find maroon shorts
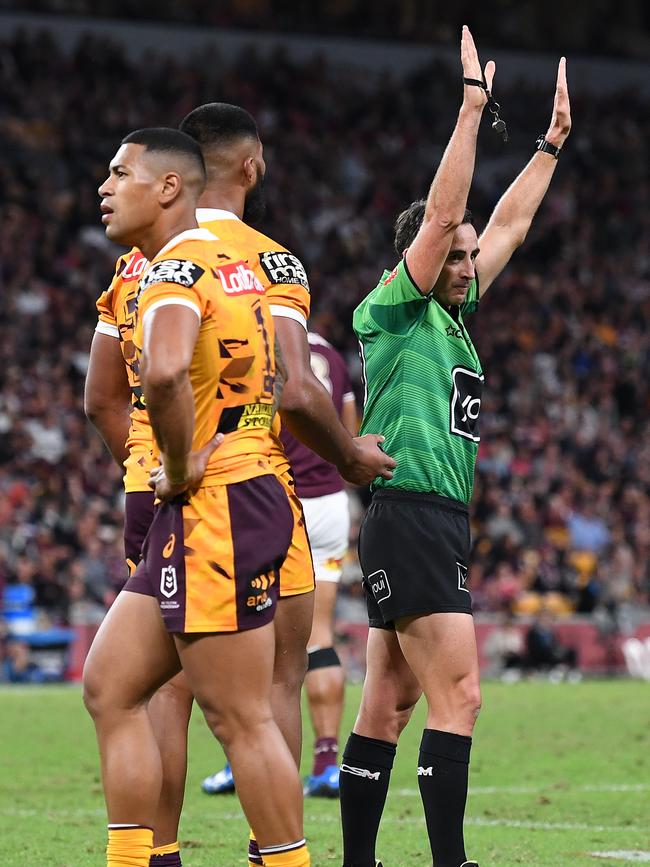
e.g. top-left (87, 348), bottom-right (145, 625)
top-left (123, 490), bottom-right (156, 582)
top-left (124, 474), bottom-right (293, 633)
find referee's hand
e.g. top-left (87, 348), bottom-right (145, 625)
top-left (341, 434), bottom-right (397, 486)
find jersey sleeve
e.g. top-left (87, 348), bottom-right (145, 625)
top-left (95, 252), bottom-right (131, 338)
top-left (353, 258), bottom-right (426, 338)
top-left (257, 250), bottom-right (310, 329)
top-left (137, 258), bottom-right (210, 325)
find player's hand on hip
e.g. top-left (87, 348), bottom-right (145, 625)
top-left (149, 433), bottom-right (224, 501)
top-left (545, 57), bottom-right (571, 147)
top-left (461, 25), bottom-right (495, 110)
top-left (340, 434), bottom-right (397, 486)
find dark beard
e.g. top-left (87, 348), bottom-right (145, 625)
top-left (242, 175), bottom-right (266, 228)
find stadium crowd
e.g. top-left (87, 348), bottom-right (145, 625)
top-left (6, 0), bottom-right (650, 59)
top-left (0, 28), bottom-right (649, 669)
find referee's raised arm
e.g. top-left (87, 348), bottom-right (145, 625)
top-left (405, 26), bottom-right (494, 295)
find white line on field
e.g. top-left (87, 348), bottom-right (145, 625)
top-left (393, 783), bottom-right (650, 796)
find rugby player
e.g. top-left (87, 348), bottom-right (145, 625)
top-left (83, 127), bottom-right (309, 867)
top-left (204, 331), bottom-right (357, 800)
top-left (339, 33), bottom-right (571, 867)
top-left (85, 104), bottom-right (395, 867)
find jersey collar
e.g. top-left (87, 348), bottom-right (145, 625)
top-left (156, 227), bottom-right (218, 257)
top-left (195, 207), bottom-right (239, 223)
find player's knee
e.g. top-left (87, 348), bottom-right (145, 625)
top-left (273, 639), bottom-right (308, 690)
top-left (395, 696), bottom-right (418, 738)
top-left (201, 699), bottom-right (272, 750)
top-left (456, 677), bottom-right (482, 728)
top-left (82, 661), bottom-right (117, 720)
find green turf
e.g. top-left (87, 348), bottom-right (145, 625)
top-left (1, 681), bottom-right (649, 866)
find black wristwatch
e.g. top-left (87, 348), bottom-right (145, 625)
top-left (535, 135), bottom-right (561, 159)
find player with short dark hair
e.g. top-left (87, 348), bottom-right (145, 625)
top-left (86, 103), bottom-right (394, 867)
top-left (339, 32), bottom-right (571, 867)
top-left (83, 126), bottom-right (310, 867)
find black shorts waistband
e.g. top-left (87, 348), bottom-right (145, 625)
top-left (371, 488), bottom-right (468, 515)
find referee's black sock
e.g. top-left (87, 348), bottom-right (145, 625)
top-left (418, 728), bottom-right (472, 867)
top-left (340, 732), bottom-right (396, 867)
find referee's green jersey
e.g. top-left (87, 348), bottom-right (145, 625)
top-left (353, 258), bottom-right (483, 503)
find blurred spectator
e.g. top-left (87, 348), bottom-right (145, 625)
top-left (525, 609), bottom-right (580, 680)
top-left (483, 610), bottom-right (526, 679)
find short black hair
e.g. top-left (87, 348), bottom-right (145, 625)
top-left (178, 103), bottom-right (259, 148)
top-left (121, 127), bottom-right (206, 182)
top-left (394, 200), bottom-right (473, 255)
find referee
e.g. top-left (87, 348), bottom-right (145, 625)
top-left (339, 29), bottom-right (571, 867)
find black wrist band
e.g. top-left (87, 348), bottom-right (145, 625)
top-left (535, 135), bottom-right (561, 158)
top-left (463, 74), bottom-right (508, 142)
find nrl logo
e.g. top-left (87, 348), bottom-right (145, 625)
top-left (160, 565), bottom-right (178, 598)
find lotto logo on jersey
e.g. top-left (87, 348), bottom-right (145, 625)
top-left (121, 252), bottom-right (148, 282)
top-left (216, 261), bottom-right (265, 295)
top-left (259, 251), bottom-right (310, 291)
top-left (450, 366), bottom-right (484, 442)
top-left (139, 259), bottom-right (205, 291)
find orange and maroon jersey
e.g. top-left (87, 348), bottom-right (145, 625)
top-left (94, 210), bottom-right (310, 491)
top-left (133, 228), bottom-right (278, 488)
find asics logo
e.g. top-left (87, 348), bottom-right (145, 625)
top-left (340, 764), bottom-right (380, 781)
top-left (162, 533), bottom-right (176, 558)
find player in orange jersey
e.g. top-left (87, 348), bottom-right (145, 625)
top-left (83, 127), bottom-right (310, 867)
top-left (86, 104), bottom-right (395, 867)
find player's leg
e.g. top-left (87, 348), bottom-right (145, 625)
top-left (147, 672), bottom-right (193, 861)
top-left (124, 490), bottom-right (192, 866)
top-left (340, 625), bottom-right (421, 867)
top-left (303, 490), bottom-right (349, 797)
top-left (272, 590), bottom-right (314, 766)
top-left (396, 611), bottom-right (481, 867)
top-left (177, 624), bottom-right (309, 865)
top-left (190, 475), bottom-right (308, 866)
top-left (304, 580), bottom-right (344, 795)
top-left (83, 588), bottom-right (181, 867)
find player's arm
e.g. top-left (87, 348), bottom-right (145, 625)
top-left (276, 317), bottom-right (395, 485)
top-left (405, 26), bottom-right (494, 293)
top-left (84, 331), bottom-right (131, 469)
top-left (140, 303), bottom-right (198, 488)
top-left (475, 58), bottom-right (571, 296)
top-left (341, 394), bottom-right (359, 436)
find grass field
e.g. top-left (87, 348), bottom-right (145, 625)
top-left (1, 680), bottom-right (649, 866)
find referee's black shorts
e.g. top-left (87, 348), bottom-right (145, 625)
top-left (358, 488), bottom-right (473, 629)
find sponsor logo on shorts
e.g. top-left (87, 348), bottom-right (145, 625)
top-left (160, 565), bottom-right (178, 598)
top-left (247, 572), bottom-right (276, 612)
top-left (457, 561), bottom-right (469, 593)
top-left (259, 251), bottom-right (309, 291)
top-left (162, 533), bottom-right (176, 558)
top-left (368, 569), bottom-right (391, 603)
top-left (216, 261), bottom-right (265, 295)
top-left (139, 259), bottom-right (205, 292)
top-left (449, 366), bottom-right (484, 442)
top-left (340, 764), bottom-right (380, 780)
top-left (417, 766), bottom-right (434, 776)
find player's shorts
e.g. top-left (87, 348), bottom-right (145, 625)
top-left (301, 490), bottom-right (349, 583)
top-left (124, 474), bottom-right (293, 633)
top-left (274, 463), bottom-right (315, 597)
top-left (123, 490), bottom-right (156, 581)
top-left (358, 489), bottom-right (473, 629)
